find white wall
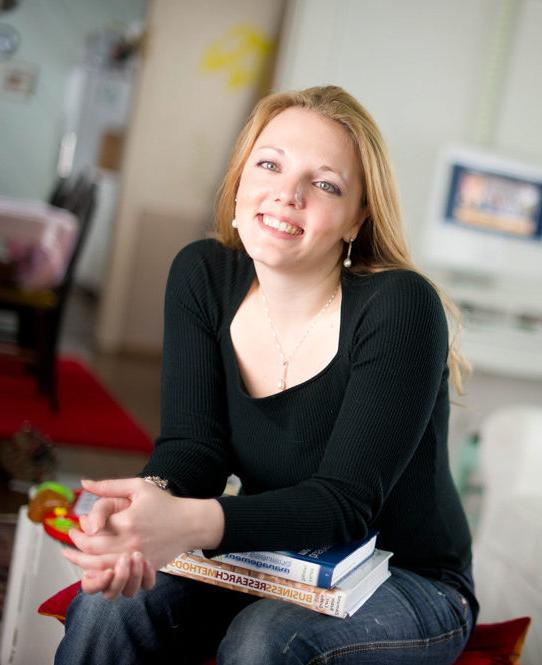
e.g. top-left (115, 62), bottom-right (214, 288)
top-left (496, 1), bottom-right (542, 157)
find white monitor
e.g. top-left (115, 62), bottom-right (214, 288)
top-left (423, 144), bottom-right (542, 282)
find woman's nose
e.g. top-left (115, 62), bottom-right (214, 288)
top-left (274, 179), bottom-right (305, 208)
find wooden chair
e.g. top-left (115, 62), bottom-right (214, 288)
top-left (0, 175), bottom-right (96, 411)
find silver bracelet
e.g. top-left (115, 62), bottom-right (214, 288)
top-left (143, 475), bottom-right (169, 490)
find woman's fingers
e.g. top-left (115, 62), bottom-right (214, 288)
top-left (81, 568), bottom-right (114, 595)
top-left (102, 553), bottom-right (131, 600)
top-left (70, 526), bottom-right (103, 553)
top-left (142, 559), bottom-right (156, 590)
top-left (69, 527), bottom-right (123, 556)
top-left (84, 554), bottom-right (151, 599)
top-left (80, 497), bottom-right (131, 535)
top-left (65, 548), bottom-right (155, 598)
top-left (121, 552), bottom-right (144, 598)
top-left (78, 513), bottom-right (92, 535)
top-left (62, 546), bottom-right (119, 571)
top-left (81, 478), bottom-right (142, 500)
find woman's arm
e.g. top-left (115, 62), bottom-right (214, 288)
top-left (140, 241), bottom-right (234, 497)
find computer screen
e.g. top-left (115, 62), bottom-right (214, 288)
top-left (423, 145), bottom-right (542, 281)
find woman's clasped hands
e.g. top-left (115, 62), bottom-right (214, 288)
top-left (62, 478), bottom-right (224, 600)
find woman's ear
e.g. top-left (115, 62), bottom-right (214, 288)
top-left (359, 205), bottom-right (369, 225)
top-left (344, 209), bottom-right (368, 243)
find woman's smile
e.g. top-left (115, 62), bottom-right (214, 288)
top-left (258, 213), bottom-right (304, 237)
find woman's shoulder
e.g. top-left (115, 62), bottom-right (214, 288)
top-left (166, 239), bottom-right (253, 320)
top-left (169, 238), bottom-right (250, 283)
top-left (170, 237), bottom-right (237, 270)
top-left (347, 268), bottom-right (443, 310)
top-left (345, 268), bottom-right (448, 360)
top-left (345, 268), bottom-right (447, 341)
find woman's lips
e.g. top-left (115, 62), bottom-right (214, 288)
top-left (257, 213), bottom-right (303, 237)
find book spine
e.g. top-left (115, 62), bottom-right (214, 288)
top-left (163, 552), bottom-right (347, 618)
top-left (213, 551), bottom-right (325, 587)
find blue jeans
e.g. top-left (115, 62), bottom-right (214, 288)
top-left (55, 567), bottom-right (473, 665)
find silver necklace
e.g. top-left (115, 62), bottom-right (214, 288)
top-left (260, 284), bottom-right (340, 391)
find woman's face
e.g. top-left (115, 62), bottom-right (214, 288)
top-left (235, 107), bottom-right (364, 274)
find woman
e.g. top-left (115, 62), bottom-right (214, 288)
top-left (56, 85), bottom-right (477, 665)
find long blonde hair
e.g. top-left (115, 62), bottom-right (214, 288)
top-left (215, 85), bottom-right (470, 394)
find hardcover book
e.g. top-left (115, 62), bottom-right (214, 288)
top-left (208, 531), bottom-right (377, 589)
top-left (162, 548), bottom-right (392, 618)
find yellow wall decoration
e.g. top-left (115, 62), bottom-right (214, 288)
top-left (201, 24), bottom-right (274, 91)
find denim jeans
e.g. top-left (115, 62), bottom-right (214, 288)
top-left (55, 567), bottom-right (473, 665)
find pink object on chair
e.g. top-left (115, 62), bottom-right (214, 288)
top-left (0, 197), bottom-right (78, 289)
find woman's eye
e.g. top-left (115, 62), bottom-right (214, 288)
top-left (315, 181), bottom-right (341, 195)
top-left (257, 160), bottom-right (278, 171)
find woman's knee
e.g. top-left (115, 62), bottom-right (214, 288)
top-left (65, 590), bottom-right (128, 634)
top-left (65, 584), bottom-right (159, 636)
top-left (217, 598), bottom-right (401, 664)
top-left (217, 599), bottom-right (323, 665)
top-left (57, 575), bottom-right (192, 664)
top-left (56, 592), bottom-right (145, 665)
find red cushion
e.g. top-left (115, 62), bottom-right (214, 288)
top-left (37, 581), bottom-right (81, 623)
top-left (455, 656), bottom-right (496, 665)
top-left (455, 617), bottom-right (531, 665)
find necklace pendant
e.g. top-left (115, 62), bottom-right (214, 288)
top-left (261, 283), bottom-right (340, 396)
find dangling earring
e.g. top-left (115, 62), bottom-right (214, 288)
top-left (343, 238), bottom-right (354, 268)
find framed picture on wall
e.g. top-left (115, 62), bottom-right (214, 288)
top-left (0, 60), bottom-right (37, 101)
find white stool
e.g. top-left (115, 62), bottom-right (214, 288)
top-left (0, 507), bottom-right (79, 665)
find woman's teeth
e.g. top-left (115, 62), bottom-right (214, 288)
top-left (261, 214), bottom-right (303, 236)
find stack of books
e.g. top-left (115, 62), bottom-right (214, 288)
top-left (162, 532), bottom-right (392, 618)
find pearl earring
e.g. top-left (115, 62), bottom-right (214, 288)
top-left (343, 238), bottom-right (354, 268)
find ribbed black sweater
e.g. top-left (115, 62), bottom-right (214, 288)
top-left (142, 239), bottom-right (476, 609)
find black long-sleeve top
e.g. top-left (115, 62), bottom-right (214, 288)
top-left (141, 239), bottom-right (477, 614)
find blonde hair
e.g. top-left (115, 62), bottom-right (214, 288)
top-left (215, 85), bottom-right (470, 394)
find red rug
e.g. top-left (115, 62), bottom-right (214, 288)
top-left (0, 356), bottom-right (153, 454)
